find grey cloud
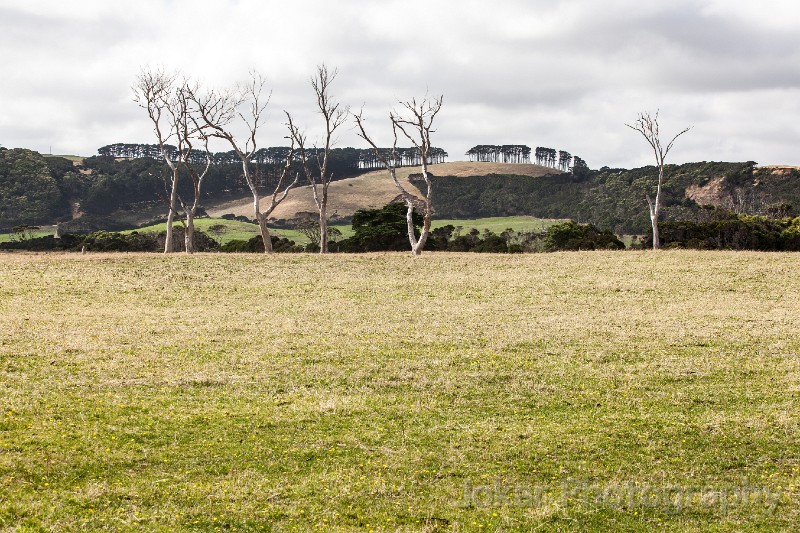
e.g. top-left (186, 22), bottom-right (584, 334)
top-left (1, 0), bottom-right (800, 166)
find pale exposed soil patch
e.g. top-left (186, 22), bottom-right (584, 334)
top-left (206, 161), bottom-right (559, 220)
top-left (759, 165), bottom-right (800, 176)
top-left (685, 176), bottom-right (727, 207)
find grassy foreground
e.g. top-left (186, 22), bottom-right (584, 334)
top-left (0, 251), bottom-right (798, 531)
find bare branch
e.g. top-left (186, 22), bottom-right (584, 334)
top-left (626, 110), bottom-right (691, 250)
top-left (185, 71), bottom-right (291, 253)
top-left (353, 93), bottom-right (443, 256)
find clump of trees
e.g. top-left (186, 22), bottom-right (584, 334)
top-left (464, 145), bottom-right (582, 173)
top-left (533, 147), bottom-right (579, 172)
top-left (219, 235), bottom-right (303, 253)
top-left (339, 203), bottom-right (422, 252)
top-left (466, 145), bottom-right (531, 163)
top-left (542, 221), bottom-right (625, 251)
top-left (357, 147), bottom-right (447, 169)
top-left (0, 148), bottom-right (67, 228)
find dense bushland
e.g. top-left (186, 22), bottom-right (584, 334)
top-left (0, 228), bottom-right (219, 252)
top-left (339, 203), bottom-right (624, 253)
top-left (653, 207), bottom-right (800, 251)
top-left (0, 148), bottom-right (67, 227)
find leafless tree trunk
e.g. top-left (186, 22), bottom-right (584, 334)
top-left (176, 86), bottom-right (215, 254)
top-left (133, 68), bottom-right (182, 253)
top-left (626, 111), bottom-right (690, 250)
top-left (288, 65), bottom-right (349, 254)
top-left (187, 72), bottom-right (298, 253)
top-left (353, 94), bottom-right (443, 256)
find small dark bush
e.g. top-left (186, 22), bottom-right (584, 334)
top-left (544, 221), bottom-right (625, 251)
top-left (339, 203), bottom-right (421, 252)
top-left (220, 234), bottom-right (303, 253)
top-left (471, 234), bottom-right (509, 253)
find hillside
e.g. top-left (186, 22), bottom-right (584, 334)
top-left (206, 162), bottom-right (560, 221)
top-left (420, 162), bottom-right (800, 234)
top-left (5, 146), bottom-right (800, 236)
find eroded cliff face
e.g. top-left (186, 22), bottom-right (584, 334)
top-left (685, 175), bottom-right (728, 207)
top-left (682, 166), bottom-right (800, 214)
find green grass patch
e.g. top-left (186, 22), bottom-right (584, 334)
top-left (123, 218), bottom-right (352, 246)
top-left (0, 228), bottom-right (54, 243)
top-left (120, 218), bottom-right (263, 245)
top-left (51, 154), bottom-right (85, 163)
top-left (116, 216), bottom-right (561, 246)
top-left (0, 251), bottom-right (798, 530)
top-left (431, 215), bottom-right (565, 234)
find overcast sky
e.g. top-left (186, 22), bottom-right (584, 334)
top-left (1, 0), bottom-right (799, 168)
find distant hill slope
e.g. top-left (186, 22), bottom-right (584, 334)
top-left (205, 162), bottom-right (560, 221)
top-left (7, 146), bottom-right (800, 235)
top-left (423, 161), bottom-right (800, 234)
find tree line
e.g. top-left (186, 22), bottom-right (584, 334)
top-left (534, 147), bottom-right (576, 172)
top-left (466, 145), bottom-right (532, 164)
top-left (97, 143), bottom-right (447, 171)
top-left (357, 146), bottom-right (447, 169)
top-left (464, 145), bottom-right (585, 174)
top-left (1, 201), bottom-right (625, 254)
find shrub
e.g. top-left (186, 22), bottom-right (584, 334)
top-left (544, 221), bottom-right (625, 251)
top-left (339, 203), bottom-right (421, 252)
top-left (656, 209), bottom-right (800, 251)
top-left (220, 235), bottom-right (303, 253)
top-left (471, 233), bottom-right (510, 253)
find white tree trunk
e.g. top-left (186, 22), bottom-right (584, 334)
top-left (258, 215), bottom-right (273, 254)
top-left (319, 203), bottom-right (328, 254)
top-left (405, 203), bottom-right (419, 256)
top-left (649, 207), bottom-right (660, 250)
top-left (185, 210), bottom-right (195, 254)
top-left (164, 172), bottom-right (179, 254)
top-left (417, 210), bottom-right (432, 254)
top-left (164, 209), bottom-right (175, 253)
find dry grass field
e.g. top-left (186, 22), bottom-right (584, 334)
top-left (206, 162), bottom-right (559, 221)
top-left (0, 251), bottom-right (798, 531)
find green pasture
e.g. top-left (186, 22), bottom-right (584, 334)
top-left (0, 251), bottom-right (798, 530)
top-left (0, 228), bottom-right (53, 243)
top-left (119, 215), bottom-right (565, 246)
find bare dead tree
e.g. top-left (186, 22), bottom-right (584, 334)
top-left (133, 68), bottom-right (182, 253)
top-left (626, 110), bottom-right (690, 250)
top-left (175, 83), bottom-right (218, 254)
top-left (287, 65), bottom-right (349, 253)
top-left (187, 72), bottom-right (298, 253)
top-left (353, 94), bottom-right (443, 256)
